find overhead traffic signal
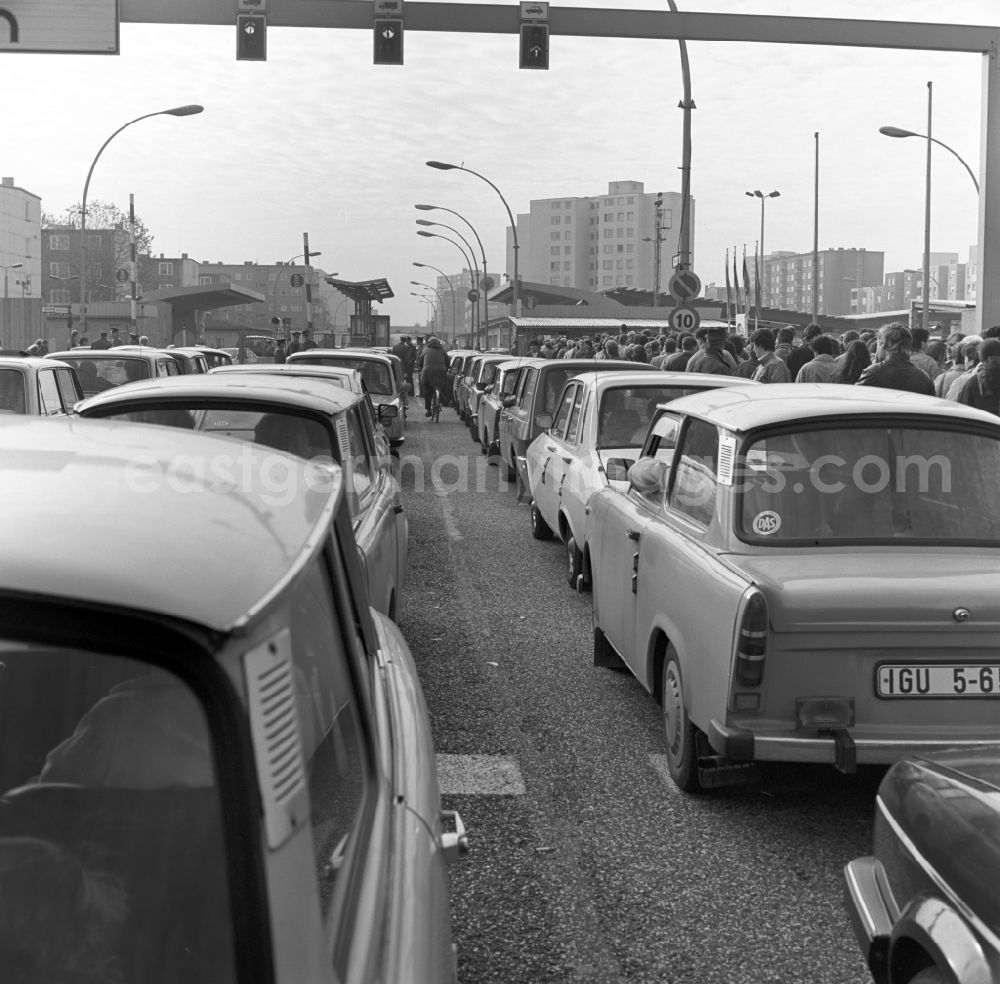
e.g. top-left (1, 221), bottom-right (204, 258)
top-left (373, 18), bottom-right (404, 65)
top-left (236, 14), bottom-right (266, 61)
top-left (519, 23), bottom-right (549, 70)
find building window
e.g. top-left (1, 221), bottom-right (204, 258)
top-left (617, 229), bottom-right (624, 238)
top-left (627, 196), bottom-right (635, 204)
top-left (626, 259), bottom-right (634, 269)
top-left (617, 212), bottom-right (624, 222)
top-left (551, 262), bottom-right (560, 271)
top-left (564, 231), bottom-right (572, 240)
top-left (627, 212), bottom-right (635, 221)
top-left (49, 289), bottom-right (70, 303)
top-left (626, 228), bottom-right (634, 237)
top-left (564, 201), bottom-right (572, 208)
top-left (563, 262), bottom-right (571, 271)
top-left (49, 262), bottom-right (70, 279)
top-left (603, 229), bottom-right (612, 239)
top-left (551, 246), bottom-right (561, 255)
top-left (603, 276), bottom-right (613, 285)
top-left (49, 234), bottom-right (70, 251)
top-left (551, 232), bottom-right (561, 241)
top-left (199, 276), bottom-right (212, 285)
top-left (552, 201), bottom-right (561, 209)
top-left (550, 277), bottom-right (561, 285)
top-left (564, 246), bottom-right (572, 255)
top-left (159, 262), bottom-right (174, 275)
top-left (626, 276), bottom-right (634, 285)
top-left (551, 216), bottom-right (561, 225)
top-left (603, 260), bottom-right (613, 270)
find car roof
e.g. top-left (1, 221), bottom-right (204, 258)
top-left (75, 371), bottom-right (362, 416)
top-left (0, 357), bottom-right (73, 370)
top-left (0, 416), bottom-right (340, 633)
top-left (661, 382), bottom-right (1000, 432)
top-left (210, 363), bottom-right (361, 379)
top-left (568, 370), bottom-right (754, 392)
top-left (533, 359), bottom-right (659, 372)
top-left (289, 348), bottom-right (391, 365)
top-left (47, 348), bottom-right (163, 363)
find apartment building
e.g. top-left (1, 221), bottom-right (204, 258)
top-left (1, 176), bottom-right (42, 348)
top-left (766, 247), bottom-right (884, 316)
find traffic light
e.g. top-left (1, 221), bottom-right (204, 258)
top-left (236, 14), bottom-right (266, 61)
top-left (519, 23), bottom-right (549, 70)
top-left (373, 18), bottom-right (403, 65)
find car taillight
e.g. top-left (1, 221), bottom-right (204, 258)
top-left (736, 591), bottom-right (767, 687)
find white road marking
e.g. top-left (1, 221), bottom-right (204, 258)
top-left (437, 754), bottom-right (526, 795)
top-left (435, 489), bottom-right (464, 540)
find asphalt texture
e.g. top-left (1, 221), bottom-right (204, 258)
top-left (397, 403), bottom-right (879, 984)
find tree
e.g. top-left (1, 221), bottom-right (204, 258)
top-left (42, 201), bottom-right (154, 302)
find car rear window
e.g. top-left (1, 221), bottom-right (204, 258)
top-left (61, 357), bottom-right (151, 395)
top-left (0, 368), bottom-right (26, 414)
top-left (597, 385), bottom-right (713, 449)
top-left (738, 423), bottom-right (1000, 544)
top-left (294, 357), bottom-right (391, 395)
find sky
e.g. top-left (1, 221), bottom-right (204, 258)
top-left (1, 0), bottom-right (995, 326)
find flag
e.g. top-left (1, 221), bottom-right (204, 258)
top-left (732, 248), bottom-right (741, 314)
top-left (754, 243), bottom-right (762, 313)
top-left (743, 251), bottom-right (752, 314)
top-left (724, 248), bottom-right (732, 321)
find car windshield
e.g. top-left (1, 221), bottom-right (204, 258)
top-left (294, 357), bottom-right (391, 395)
top-left (737, 423), bottom-right (1000, 544)
top-left (0, 369), bottom-right (26, 414)
top-left (60, 357), bottom-right (151, 396)
top-left (93, 405), bottom-right (335, 461)
top-left (597, 385), bottom-right (715, 449)
top-left (0, 643), bottom-right (235, 982)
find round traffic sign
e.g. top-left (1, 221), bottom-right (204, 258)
top-left (480, 275), bottom-right (495, 292)
top-left (667, 268), bottom-right (702, 302)
top-left (668, 304), bottom-right (700, 333)
top-left (468, 288), bottom-right (480, 302)
top-left (116, 267), bottom-right (129, 284)
top-left (289, 273), bottom-right (305, 288)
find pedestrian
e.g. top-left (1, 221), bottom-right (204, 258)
top-left (909, 327), bottom-right (943, 381)
top-left (299, 329), bottom-right (317, 351)
top-left (687, 326), bottom-right (737, 375)
top-left (663, 334), bottom-right (697, 371)
top-left (786, 324), bottom-right (823, 379)
top-left (273, 339), bottom-right (287, 364)
top-left (949, 338), bottom-right (1000, 414)
top-left (91, 330), bottom-right (112, 350)
top-left (833, 340), bottom-right (872, 384)
top-left (288, 331), bottom-right (301, 354)
top-left (66, 328), bottom-right (79, 350)
top-left (773, 326), bottom-right (795, 363)
top-left (750, 328), bottom-right (792, 383)
top-left (855, 322), bottom-right (935, 394)
top-left (418, 336), bottom-right (450, 416)
top-left (795, 334), bottom-right (841, 383)
top-left (940, 337), bottom-right (982, 399)
top-left (110, 327), bottom-right (124, 348)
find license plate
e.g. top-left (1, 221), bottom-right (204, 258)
top-left (877, 663), bottom-right (1000, 698)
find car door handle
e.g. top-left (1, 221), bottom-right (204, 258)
top-left (626, 529), bottom-right (641, 541)
top-left (394, 504), bottom-right (404, 514)
top-left (561, 456), bottom-right (572, 465)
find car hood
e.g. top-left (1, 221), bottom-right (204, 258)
top-left (724, 550), bottom-right (1000, 632)
top-left (878, 750), bottom-right (1000, 930)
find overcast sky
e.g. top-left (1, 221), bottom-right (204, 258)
top-left (2, 0), bottom-right (994, 325)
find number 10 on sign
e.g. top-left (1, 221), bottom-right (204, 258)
top-left (669, 305), bottom-right (700, 332)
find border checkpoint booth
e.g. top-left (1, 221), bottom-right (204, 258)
top-left (325, 277), bottom-right (393, 348)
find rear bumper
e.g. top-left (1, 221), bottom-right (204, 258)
top-left (843, 857), bottom-right (893, 984)
top-left (707, 719), bottom-right (1000, 765)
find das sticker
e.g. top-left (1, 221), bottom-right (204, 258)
top-left (752, 511), bottom-right (781, 536)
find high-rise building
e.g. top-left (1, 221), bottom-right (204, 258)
top-left (509, 181), bottom-right (690, 293)
top-left (765, 248), bottom-right (884, 316)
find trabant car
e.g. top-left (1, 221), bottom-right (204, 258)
top-left (477, 358), bottom-right (542, 458)
top-left (195, 346), bottom-right (235, 369)
top-left (47, 347), bottom-right (180, 397)
top-left (288, 349), bottom-right (406, 450)
top-left (453, 352), bottom-right (485, 423)
top-left (0, 356), bottom-right (83, 415)
top-left (165, 347), bottom-right (211, 374)
top-left (209, 363), bottom-right (392, 472)
top-left (465, 354), bottom-right (513, 442)
top-left (445, 350), bottom-right (475, 410)
top-left (845, 748), bottom-right (1000, 984)
top-left (587, 384), bottom-right (1000, 792)
top-left (0, 416), bottom-right (465, 984)
top-left (525, 371), bottom-right (753, 587)
top-left (497, 359), bottom-right (657, 490)
top-left (77, 374), bottom-right (407, 620)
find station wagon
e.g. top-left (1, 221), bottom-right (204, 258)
top-left (0, 356), bottom-right (83, 415)
top-left (47, 347), bottom-right (180, 396)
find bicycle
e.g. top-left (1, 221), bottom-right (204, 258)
top-left (430, 385), bottom-right (442, 423)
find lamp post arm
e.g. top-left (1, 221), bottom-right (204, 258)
top-left (928, 135), bottom-right (980, 193)
top-left (423, 263), bottom-right (457, 334)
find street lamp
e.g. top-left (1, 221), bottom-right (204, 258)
top-left (745, 190), bottom-right (780, 307)
top-left (426, 161), bottom-right (520, 319)
top-left (79, 104), bottom-right (204, 339)
top-left (417, 229), bottom-right (479, 343)
top-left (409, 291), bottom-right (436, 330)
top-left (416, 219), bottom-right (481, 342)
top-left (2, 262), bottom-right (23, 346)
top-left (412, 263), bottom-right (457, 339)
top-left (410, 280), bottom-right (449, 341)
top-left (415, 204), bottom-right (490, 344)
top-left (879, 125), bottom-right (979, 193)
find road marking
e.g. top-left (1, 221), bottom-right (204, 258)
top-left (435, 489), bottom-right (464, 540)
top-left (437, 754), bottom-right (526, 795)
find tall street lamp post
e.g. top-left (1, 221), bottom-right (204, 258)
top-left (416, 219), bottom-right (481, 345)
top-left (417, 229), bottom-right (479, 343)
top-left (3, 262), bottom-right (23, 346)
top-left (411, 281), bottom-right (448, 341)
top-left (409, 291), bottom-right (436, 330)
top-left (413, 262), bottom-right (457, 339)
top-left (426, 161), bottom-right (519, 320)
top-left (745, 190), bottom-right (780, 307)
top-left (79, 104), bottom-right (203, 340)
top-left (416, 204), bottom-right (489, 345)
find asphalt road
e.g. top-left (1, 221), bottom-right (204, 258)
top-left (397, 405), bottom-right (880, 984)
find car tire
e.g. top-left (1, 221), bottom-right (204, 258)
top-left (530, 501), bottom-right (553, 540)
top-left (501, 451), bottom-right (517, 481)
top-left (662, 650), bottom-right (703, 793)
top-left (566, 536), bottom-right (584, 589)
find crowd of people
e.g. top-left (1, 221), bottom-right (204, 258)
top-left (512, 321), bottom-right (1000, 412)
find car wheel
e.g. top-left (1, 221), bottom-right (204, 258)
top-left (566, 536), bottom-right (584, 588)
top-left (909, 969), bottom-right (957, 984)
top-left (662, 651), bottom-right (703, 793)
top-left (530, 501), bottom-right (553, 540)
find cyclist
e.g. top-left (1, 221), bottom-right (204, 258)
top-left (418, 336), bottom-right (450, 418)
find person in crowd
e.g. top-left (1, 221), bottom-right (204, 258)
top-left (833, 340), bottom-right (871, 384)
top-left (418, 335), bottom-right (450, 416)
top-left (750, 328), bottom-right (792, 383)
top-left (91, 330), bottom-right (112, 350)
top-left (664, 333), bottom-right (697, 371)
top-left (786, 324), bottom-right (823, 379)
top-left (983, 325), bottom-right (1000, 340)
top-left (856, 322), bottom-right (935, 394)
top-left (273, 338), bottom-right (287, 365)
top-left (941, 336), bottom-right (983, 399)
top-left (288, 331), bottom-right (301, 354)
top-left (944, 331), bottom-right (966, 369)
top-left (110, 327), bottom-right (123, 348)
top-left (949, 338), bottom-right (1000, 414)
top-left (299, 329), bottom-right (317, 351)
top-left (735, 340), bottom-right (760, 379)
top-left (687, 326), bottom-right (736, 375)
top-left (774, 326), bottom-right (795, 363)
top-left (66, 328), bottom-right (80, 350)
top-left (602, 339), bottom-right (620, 361)
top-left (795, 333), bottom-right (841, 383)
top-left (909, 326), bottom-right (943, 382)
top-left (651, 336), bottom-right (677, 369)
top-left (629, 343), bottom-right (650, 364)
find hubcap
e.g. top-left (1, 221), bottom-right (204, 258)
top-left (663, 666), bottom-right (684, 758)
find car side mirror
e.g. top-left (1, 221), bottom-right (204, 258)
top-left (627, 457), bottom-right (668, 496)
top-left (485, 384), bottom-right (494, 393)
top-left (502, 395), bottom-right (517, 408)
top-left (378, 404), bottom-right (399, 420)
top-left (535, 413), bottom-right (553, 430)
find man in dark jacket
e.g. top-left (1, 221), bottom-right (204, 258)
top-left (418, 336), bottom-right (450, 416)
top-left (785, 324), bottom-right (822, 380)
top-left (686, 326), bottom-right (736, 375)
top-left (951, 338), bottom-right (1000, 414)
top-left (856, 322), bottom-right (935, 395)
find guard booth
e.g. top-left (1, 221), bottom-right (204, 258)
top-left (326, 277), bottom-right (393, 347)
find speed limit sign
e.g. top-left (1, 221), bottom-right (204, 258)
top-left (668, 304), bottom-right (700, 333)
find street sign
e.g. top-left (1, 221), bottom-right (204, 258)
top-left (480, 275), bottom-right (495, 292)
top-left (523, 294), bottom-right (537, 310)
top-left (116, 267), bottom-right (129, 284)
top-left (374, 0), bottom-right (403, 13)
top-left (520, 1), bottom-right (549, 19)
top-left (289, 273), bottom-right (304, 287)
top-left (667, 269), bottom-right (702, 302)
top-left (0, 0), bottom-right (118, 54)
top-left (467, 289), bottom-right (479, 302)
top-left (42, 304), bottom-right (71, 315)
top-left (668, 304), bottom-right (700, 333)
top-left (237, 0), bottom-right (265, 10)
